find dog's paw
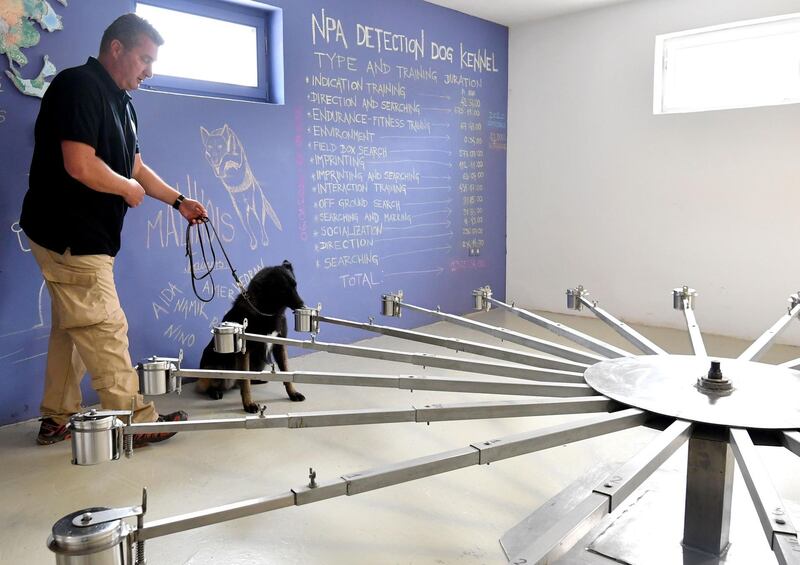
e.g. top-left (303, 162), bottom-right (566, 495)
top-left (244, 402), bottom-right (260, 413)
top-left (209, 390), bottom-right (223, 400)
top-left (288, 391), bottom-right (306, 402)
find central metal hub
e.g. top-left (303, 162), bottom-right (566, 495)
top-left (696, 360), bottom-right (734, 394)
top-left (583, 355), bottom-right (800, 429)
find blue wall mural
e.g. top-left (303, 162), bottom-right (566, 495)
top-left (0, 0), bottom-right (508, 425)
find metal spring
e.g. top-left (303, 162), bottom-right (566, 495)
top-left (124, 434), bottom-right (133, 458)
top-left (135, 539), bottom-right (145, 564)
top-left (135, 487), bottom-right (147, 564)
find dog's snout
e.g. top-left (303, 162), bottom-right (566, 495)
top-left (292, 294), bottom-right (305, 310)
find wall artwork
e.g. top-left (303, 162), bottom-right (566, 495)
top-left (1, 0), bottom-right (67, 97)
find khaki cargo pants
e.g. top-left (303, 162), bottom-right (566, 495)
top-left (30, 240), bottom-right (156, 424)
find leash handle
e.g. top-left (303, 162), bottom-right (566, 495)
top-left (185, 219), bottom-right (216, 303)
top-left (185, 218), bottom-right (278, 317)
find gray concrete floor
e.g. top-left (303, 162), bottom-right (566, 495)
top-left (2, 309), bottom-right (799, 565)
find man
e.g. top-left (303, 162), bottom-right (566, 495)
top-left (19, 14), bottom-right (207, 446)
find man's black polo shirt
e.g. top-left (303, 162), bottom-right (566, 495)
top-left (21, 57), bottom-right (139, 256)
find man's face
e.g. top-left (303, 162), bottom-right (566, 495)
top-left (111, 34), bottom-right (158, 91)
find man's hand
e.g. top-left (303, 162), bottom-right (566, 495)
top-left (178, 198), bottom-right (208, 224)
top-left (61, 141), bottom-right (143, 203)
top-left (132, 155), bottom-right (208, 223)
top-left (123, 178), bottom-right (146, 207)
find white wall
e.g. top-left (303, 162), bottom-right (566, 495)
top-left (507, 0), bottom-right (800, 344)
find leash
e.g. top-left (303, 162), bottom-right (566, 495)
top-left (185, 218), bottom-right (278, 317)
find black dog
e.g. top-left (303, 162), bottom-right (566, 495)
top-left (195, 260), bottom-right (305, 412)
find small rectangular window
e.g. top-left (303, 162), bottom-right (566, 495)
top-left (134, 0), bottom-right (283, 103)
top-left (654, 13), bottom-right (800, 114)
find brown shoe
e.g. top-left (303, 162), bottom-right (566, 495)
top-left (133, 410), bottom-right (188, 447)
top-left (37, 417), bottom-right (71, 445)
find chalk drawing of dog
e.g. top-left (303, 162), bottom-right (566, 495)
top-left (201, 124), bottom-right (282, 249)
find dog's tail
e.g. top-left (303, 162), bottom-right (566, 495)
top-left (259, 186), bottom-right (283, 231)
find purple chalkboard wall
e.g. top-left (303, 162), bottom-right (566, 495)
top-left (0, 0), bottom-right (507, 425)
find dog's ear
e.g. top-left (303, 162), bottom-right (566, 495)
top-left (282, 260), bottom-right (294, 272)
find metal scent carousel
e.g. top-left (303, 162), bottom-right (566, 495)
top-left (47, 286), bottom-right (800, 565)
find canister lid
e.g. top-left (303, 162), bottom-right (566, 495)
top-left (49, 508), bottom-right (125, 554)
top-left (69, 411), bottom-right (118, 432)
top-left (139, 357), bottom-right (173, 371)
top-left (214, 322), bottom-right (243, 334)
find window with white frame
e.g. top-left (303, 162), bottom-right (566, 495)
top-left (654, 13), bottom-right (800, 114)
top-left (134, 0), bottom-right (283, 103)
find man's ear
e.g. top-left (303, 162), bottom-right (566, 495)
top-left (109, 38), bottom-right (125, 59)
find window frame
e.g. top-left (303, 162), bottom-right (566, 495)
top-left (653, 12), bottom-right (800, 114)
top-left (133, 0), bottom-right (280, 103)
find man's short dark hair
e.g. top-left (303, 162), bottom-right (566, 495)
top-left (100, 13), bottom-right (164, 53)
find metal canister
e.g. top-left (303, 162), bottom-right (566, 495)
top-left (473, 287), bottom-right (492, 312)
top-left (672, 288), bottom-right (684, 310)
top-left (136, 357), bottom-right (176, 395)
top-left (69, 412), bottom-right (124, 466)
top-left (294, 307), bottom-right (319, 333)
top-left (673, 287), bottom-right (696, 310)
top-left (566, 287), bottom-right (584, 311)
top-left (381, 293), bottom-right (401, 317)
top-left (212, 321), bottom-right (245, 353)
top-left (48, 508), bottom-right (130, 564)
